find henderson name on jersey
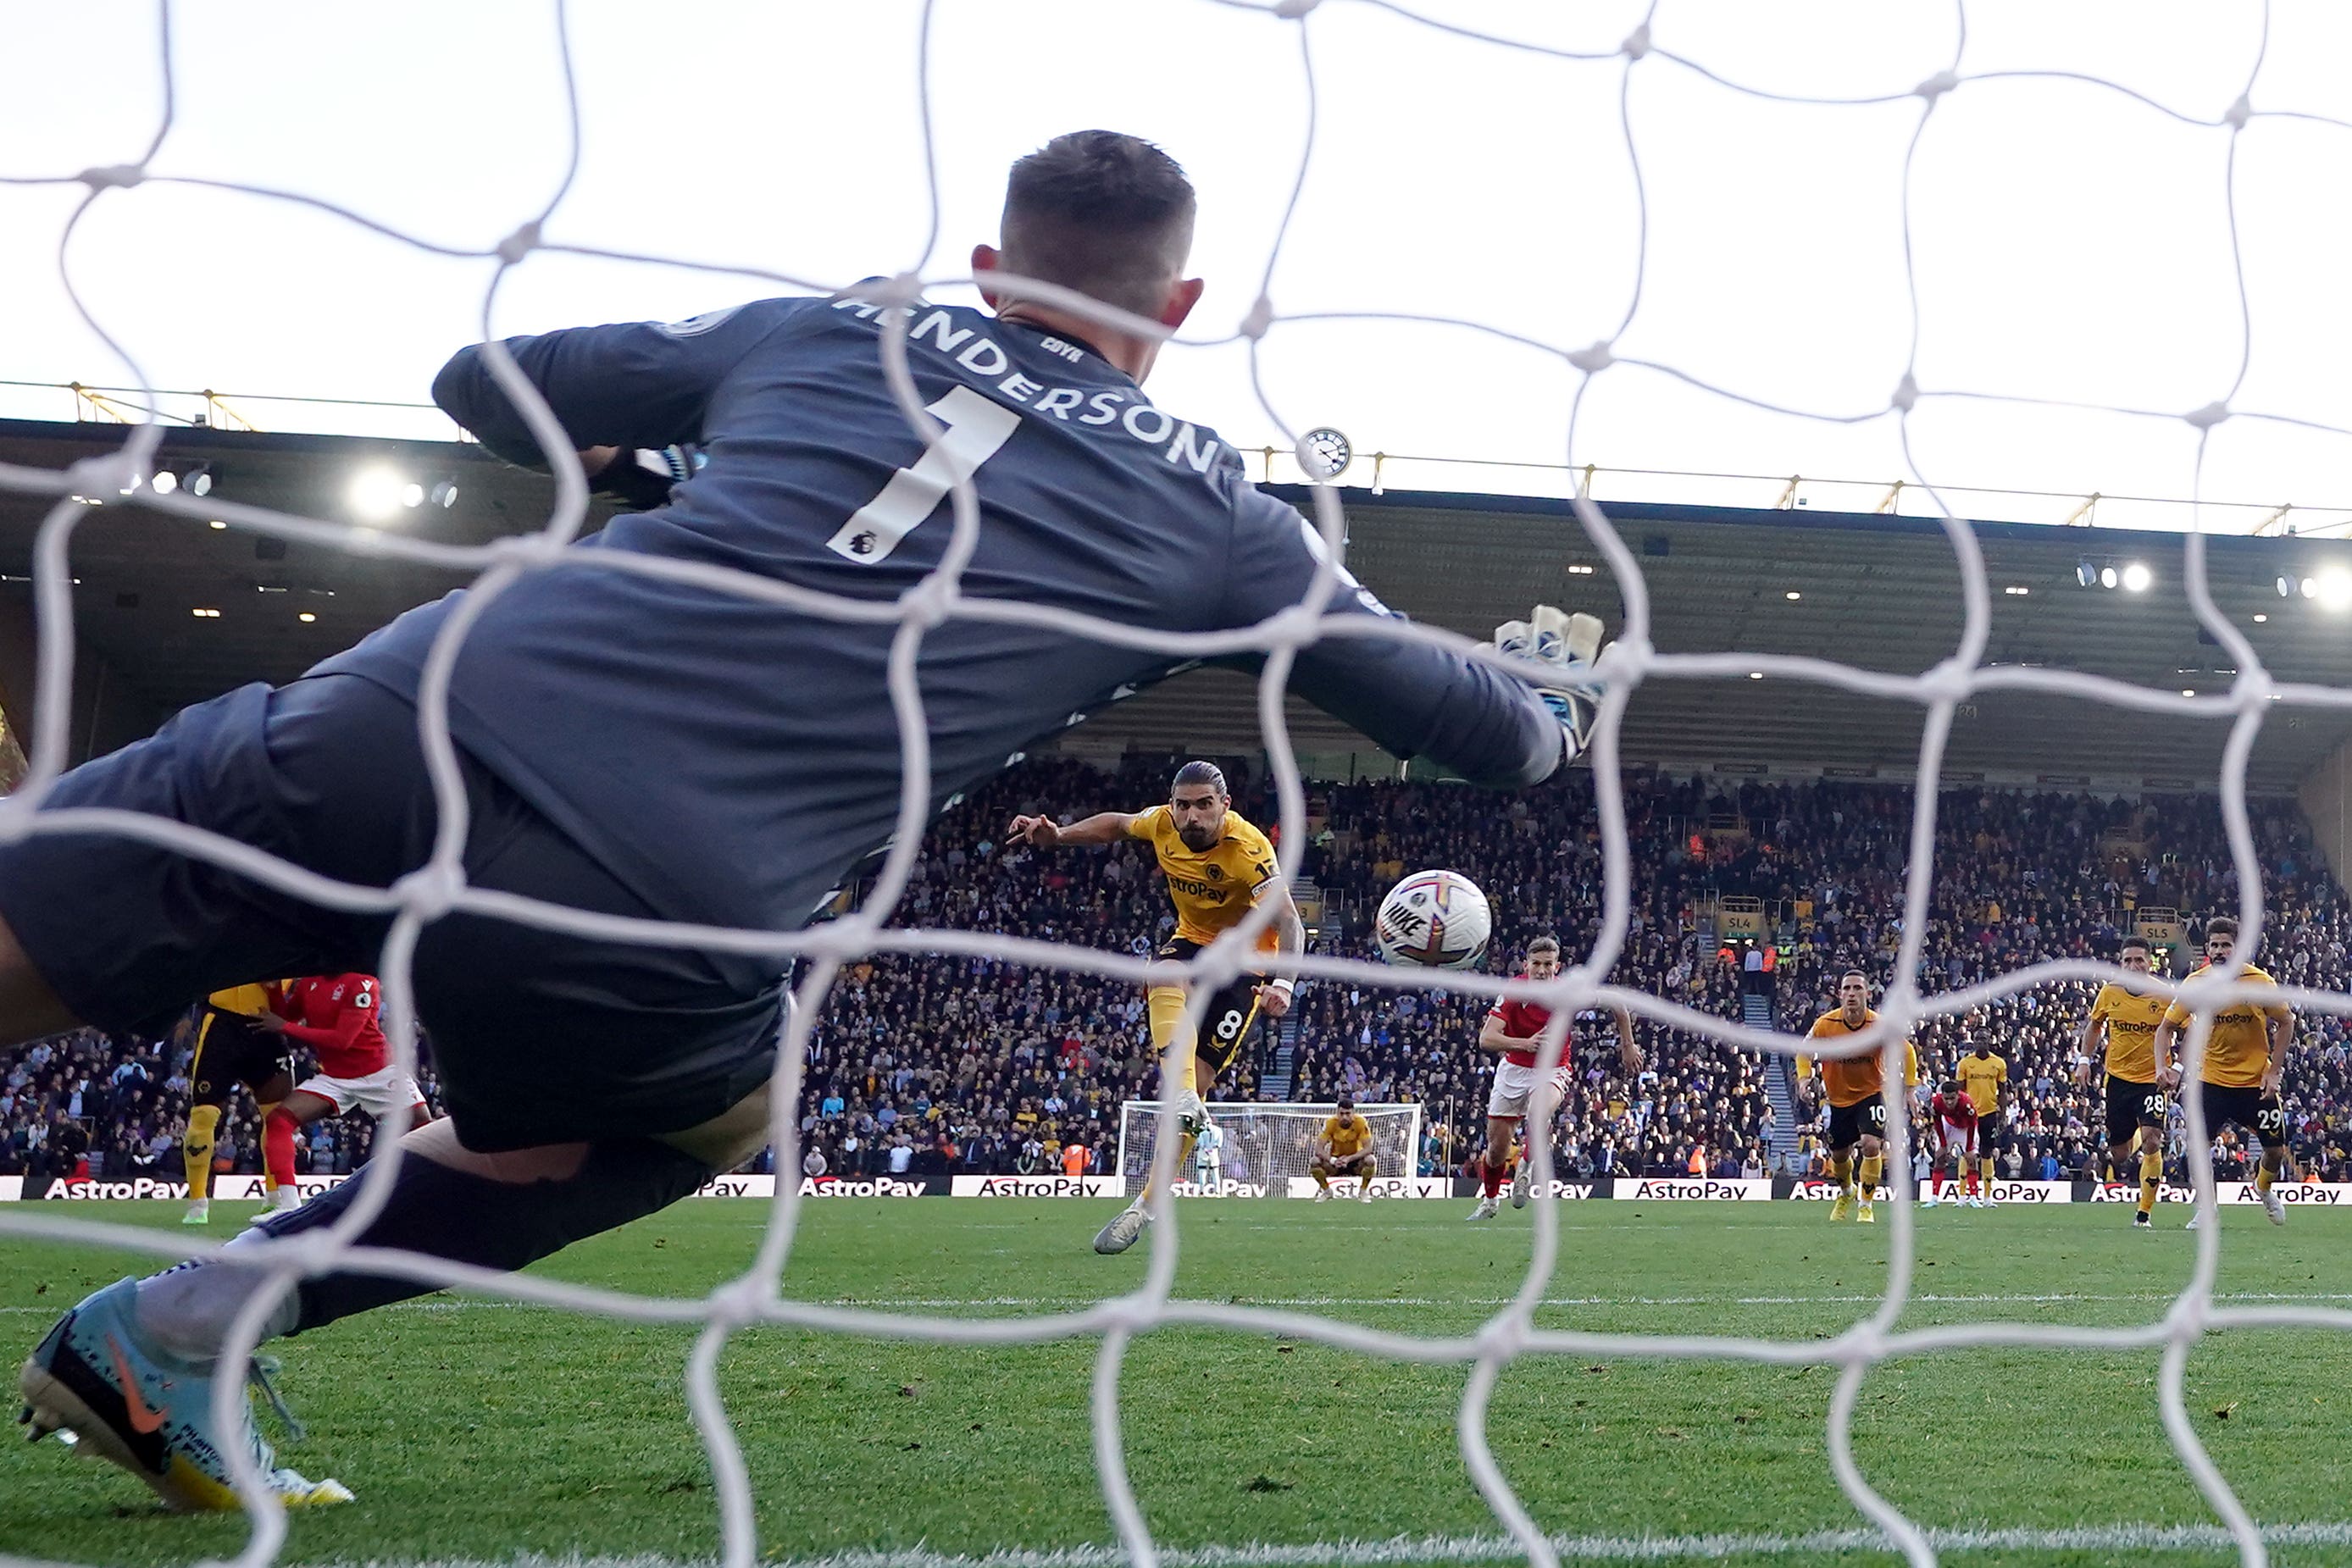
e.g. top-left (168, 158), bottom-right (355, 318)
top-left (325, 295), bottom-right (1563, 947)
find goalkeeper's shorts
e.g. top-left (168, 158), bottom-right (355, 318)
top-left (0, 673), bottom-right (781, 1152)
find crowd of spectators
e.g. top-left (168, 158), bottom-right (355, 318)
top-left (7, 755), bottom-right (2352, 1191)
top-left (0, 1015), bottom-right (421, 1190)
top-left (796, 756), bottom-right (2352, 1187)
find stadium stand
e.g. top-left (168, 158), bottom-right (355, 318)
top-left (6, 758), bottom-right (2350, 1188)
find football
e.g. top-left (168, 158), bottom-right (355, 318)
top-left (1373, 869), bottom-right (1493, 970)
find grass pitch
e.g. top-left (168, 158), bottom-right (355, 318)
top-left (5, 1194), bottom-right (2352, 1567)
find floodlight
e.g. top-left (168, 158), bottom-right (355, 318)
top-left (348, 466), bottom-right (409, 521)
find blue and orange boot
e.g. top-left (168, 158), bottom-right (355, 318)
top-left (16, 1277), bottom-right (351, 1511)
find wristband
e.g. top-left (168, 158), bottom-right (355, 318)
top-left (1267, 977), bottom-right (1295, 998)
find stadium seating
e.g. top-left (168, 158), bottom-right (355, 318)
top-left (6, 759), bottom-right (2349, 1186)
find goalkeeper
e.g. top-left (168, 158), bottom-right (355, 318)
top-left (7, 130), bottom-right (1601, 1510)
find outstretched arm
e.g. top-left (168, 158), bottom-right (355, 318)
top-left (1218, 494), bottom-right (1565, 790)
top-left (431, 303), bottom-right (795, 469)
top-left (1006, 810), bottom-right (1138, 849)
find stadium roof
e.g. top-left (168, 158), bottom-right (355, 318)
top-left (1130, 487), bottom-right (2352, 795)
top-left (1, 418), bottom-right (2347, 794)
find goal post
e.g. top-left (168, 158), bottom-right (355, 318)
top-left (1114, 1100), bottom-right (1423, 1198)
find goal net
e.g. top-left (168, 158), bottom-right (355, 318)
top-left (2, 6), bottom-right (2349, 1568)
top-left (1115, 1100), bottom-right (1423, 1198)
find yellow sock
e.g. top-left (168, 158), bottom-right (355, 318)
top-left (1315, 1167), bottom-right (1330, 1191)
top-left (182, 1104), bottom-right (220, 1201)
top-left (1832, 1153), bottom-right (1853, 1192)
top-left (1134, 989), bottom-right (1202, 1208)
top-left (2256, 1157), bottom-right (2277, 1195)
top-left (1139, 1130), bottom-right (1198, 1205)
top-left (2139, 1146), bottom-right (2162, 1216)
top-left (1860, 1155), bottom-right (1882, 1196)
top-left (1358, 1155), bottom-right (1377, 1182)
top-left (1980, 1158), bottom-right (1996, 1188)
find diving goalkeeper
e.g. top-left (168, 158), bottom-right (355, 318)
top-left (8, 130), bottom-right (1602, 1510)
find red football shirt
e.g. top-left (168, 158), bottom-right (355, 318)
top-left (279, 973), bottom-right (391, 1079)
top-left (1487, 997), bottom-right (1568, 1069)
top-left (1931, 1091), bottom-right (1978, 1129)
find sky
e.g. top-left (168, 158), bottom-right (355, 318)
top-left (5, 0), bottom-right (2352, 533)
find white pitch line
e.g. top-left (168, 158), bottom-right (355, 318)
top-left (278, 1519), bottom-right (2352, 1568)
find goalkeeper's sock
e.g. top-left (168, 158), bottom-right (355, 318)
top-left (263, 1105), bottom-right (301, 1195)
top-left (1859, 1155), bottom-right (1882, 1197)
top-left (135, 1122), bottom-right (713, 1358)
top-left (2139, 1147), bottom-right (2162, 1216)
top-left (182, 1105), bottom-right (219, 1202)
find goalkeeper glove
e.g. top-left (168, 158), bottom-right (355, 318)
top-left (1495, 604), bottom-right (1606, 767)
top-left (594, 443), bottom-right (705, 510)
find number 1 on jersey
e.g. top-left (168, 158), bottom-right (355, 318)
top-left (827, 385), bottom-right (1020, 564)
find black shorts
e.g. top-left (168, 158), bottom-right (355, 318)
top-left (1323, 1151), bottom-right (1373, 1174)
top-left (2199, 1082), bottom-right (2286, 1151)
top-left (2105, 1075), bottom-right (2166, 1147)
top-left (0, 675), bottom-right (782, 1151)
top-left (188, 1007), bottom-right (291, 1106)
top-left (1972, 1106), bottom-right (2004, 1153)
top-left (1157, 938), bottom-right (1262, 1078)
top-left (1827, 1094), bottom-right (1887, 1150)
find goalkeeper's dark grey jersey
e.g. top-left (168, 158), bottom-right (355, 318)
top-left (319, 294), bottom-right (1561, 934)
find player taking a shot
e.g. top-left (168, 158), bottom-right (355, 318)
top-left (1009, 760), bottom-right (1299, 1253)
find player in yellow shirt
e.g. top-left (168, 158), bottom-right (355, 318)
top-left (2073, 934), bottom-right (2171, 1230)
top-left (1956, 1039), bottom-right (2008, 1206)
top-left (2154, 916), bottom-right (2294, 1227)
top-left (1311, 1094), bottom-right (1378, 1204)
top-left (180, 983), bottom-right (297, 1226)
top-left (1008, 759), bottom-right (1302, 1254)
top-left (1798, 970), bottom-right (1919, 1223)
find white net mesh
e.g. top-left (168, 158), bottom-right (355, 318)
top-left (3, 5), bottom-right (2351, 1568)
top-left (1115, 1101), bottom-right (1422, 1196)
